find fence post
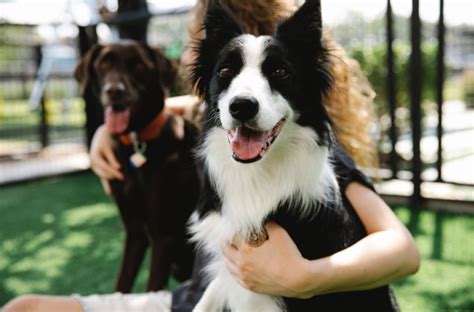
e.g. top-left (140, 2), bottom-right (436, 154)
top-left (386, 0), bottom-right (398, 178)
top-left (436, 0), bottom-right (445, 182)
top-left (34, 45), bottom-right (49, 148)
top-left (410, 0), bottom-right (423, 209)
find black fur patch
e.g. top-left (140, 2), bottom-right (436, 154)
top-left (191, 0), bottom-right (243, 100)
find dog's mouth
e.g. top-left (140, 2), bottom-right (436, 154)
top-left (105, 106), bottom-right (131, 135)
top-left (227, 119), bottom-right (286, 163)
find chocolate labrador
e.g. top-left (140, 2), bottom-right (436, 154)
top-left (75, 41), bottom-right (199, 292)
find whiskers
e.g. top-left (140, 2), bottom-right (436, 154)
top-left (202, 107), bottom-right (221, 128)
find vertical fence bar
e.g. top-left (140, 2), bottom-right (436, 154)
top-left (39, 95), bottom-right (48, 148)
top-left (34, 45), bottom-right (49, 148)
top-left (386, 0), bottom-right (398, 178)
top-left (410, 0), bottom-right (423, 208)
top-left (436, 0), bottom-right (445, 181)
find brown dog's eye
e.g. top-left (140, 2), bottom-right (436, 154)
top-left (99, 60), bottom-right (112, 71)
top-left (273, 68), bottom-right (289, 79)
top-left (218, 67), bottom-right (233, 78)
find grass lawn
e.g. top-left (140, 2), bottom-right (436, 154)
top-left (1, 172), bottom-right (473, 310)
top-left (0, 98), bottom-right (85, 128)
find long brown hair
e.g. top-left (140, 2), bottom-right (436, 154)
top-left (187, 0), bottom-right (378, 169)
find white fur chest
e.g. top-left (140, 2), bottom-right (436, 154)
top-left (192, 122), bottom-right (337, 248)
top-left (191, 123), bottom-right (338, 312)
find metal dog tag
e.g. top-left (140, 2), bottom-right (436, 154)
top-left (130, 152), bottom-right (147, 168)
top-left (129, 131), bottom-right (147, 168)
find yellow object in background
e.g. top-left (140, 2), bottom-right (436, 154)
top-left (0, 97), bottom-right (4, 120)
top-left (45, 98), bottom-right (54, 124)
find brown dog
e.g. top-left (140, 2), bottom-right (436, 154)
top-left (75, 41), bottom-right (199, 292)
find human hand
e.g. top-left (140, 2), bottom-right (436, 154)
top-left (223, 222), bottom-right (313, 298)
top-left (90, 125), bottom-right (123, 186)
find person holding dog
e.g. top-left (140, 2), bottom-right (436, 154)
top-left (3, 0), bottom-right (419, 311)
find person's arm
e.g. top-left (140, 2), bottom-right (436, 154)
top-left (223, 182), bottom-right (420, 299)
top-left (89, 125), bottom-right (123, 194)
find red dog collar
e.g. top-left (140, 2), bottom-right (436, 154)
top-left (119, 108), bottom-right (170, 145)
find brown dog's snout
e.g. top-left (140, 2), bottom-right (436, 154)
top-left (104, 81), bottom-right (127, 100)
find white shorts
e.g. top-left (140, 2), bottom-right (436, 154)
top-left (72, 291), bottom-right (172, 312)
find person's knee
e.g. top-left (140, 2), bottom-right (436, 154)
top-left (3, 295), bottom-right (43, 312)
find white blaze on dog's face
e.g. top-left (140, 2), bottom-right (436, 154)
top-left (193, 0), bottom-right (333, 164)
top-left (217, 35), bottom-right (292, 130)
top-left (214, 35), bottom-right (293, 163)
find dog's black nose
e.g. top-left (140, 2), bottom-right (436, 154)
top-left (229, 97), bottom-right (259, 122)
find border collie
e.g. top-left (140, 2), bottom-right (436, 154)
top-left (190, 0), bottom-right (398, 310)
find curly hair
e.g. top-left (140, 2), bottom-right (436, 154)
top-left (187, 0), bottom-right (295, 42)
top-left (323, 38), bottom-right (379, 170)
top-left (186, 0), bottom-right (378, 170)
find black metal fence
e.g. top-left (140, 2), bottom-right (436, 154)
top-left (381, 0), bottom-right (473, 210)
top-left (0, 25), bottom-right (83, 158)
top-left (0, 1), bottom-right (473, 211)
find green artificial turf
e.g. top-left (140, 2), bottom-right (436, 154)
top-left (0, 173), bottom-right (153, 305)
top-left (392, 207), bottom-right (474, 311)
top-left (0, 172), bottom-right (473, 310)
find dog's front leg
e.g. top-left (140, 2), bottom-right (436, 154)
top-left (193, 278), bottom-right (227, 312)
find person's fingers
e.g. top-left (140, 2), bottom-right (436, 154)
top-left (225, 258), bottom-right (239, 278)
top-left (92, 149), bottom-right (123, 180)
top-left (264, 222), bottom-right (286, 238)
top-left (91, 157), bottom-right (119, 180)
top-left (91, 164), bottom-right (112, 180)
top-left (100, 178), bottom-right (111, 195)
top-left (103, 151), bottom-right (123, 180)
top-left (265, 221), bottom-right (281, 232)
top-left (230, 242), bottom-right (239, 250)
top-left (103, 148), bottom-right (121, 170)
top-left (89, 125), bottom-right (123, 179)
top-left (223, 244), bottom-right (239, 264)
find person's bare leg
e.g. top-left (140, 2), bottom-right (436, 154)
top-left (3, 295), bottom-right (83, 312)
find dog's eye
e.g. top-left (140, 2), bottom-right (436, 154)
top-left (218, 67), bottom-right (233, 78)
top-left (99, 60), bottom-right (112, 70)
top-left (272, 68), bottom-right (289, 79)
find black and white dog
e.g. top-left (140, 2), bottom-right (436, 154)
top-left (190, 0), bottom-right (398, 311)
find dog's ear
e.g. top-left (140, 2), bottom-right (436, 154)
top-left (276, 0), bottom-right (332, 94)
top-left (276, 0), bottom-right (323, 51)
top-left (140, 44), bottom-right (177, 95)
top-left (203, 0), bottom-right (243, 48)
top-left (153, 48), bottom-right (178, 94)
top-left (191, 0), bottom-right (243, 97)
top-left (74, 44), bottom-right (103, 94)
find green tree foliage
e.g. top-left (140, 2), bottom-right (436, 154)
top-left (349, 42), bottom-right (438, 117)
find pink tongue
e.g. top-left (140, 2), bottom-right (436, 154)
top-left (105, 107), bottom-right (130, 134)
top-left (230, 127), bottom-right (266, 161)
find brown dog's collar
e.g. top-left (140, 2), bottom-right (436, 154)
top-left (119, 108), bottom-right (170, 145)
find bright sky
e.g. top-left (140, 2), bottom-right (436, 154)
top-left (0, 0), bottom-right (472, 26)
top-left (321, 0), bottom-right (473, 26)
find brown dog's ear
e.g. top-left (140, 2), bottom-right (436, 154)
top-left (74, 44), bottom-right (103, 94)
top-left (144, 46), bottom-right (177, 94)
top-left (155, 49), bottom-right (178, 94)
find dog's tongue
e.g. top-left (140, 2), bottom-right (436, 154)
top-left (229, 127), bottom-right (266, 161)
top-left (105, 107), bottom-right (130, 134)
